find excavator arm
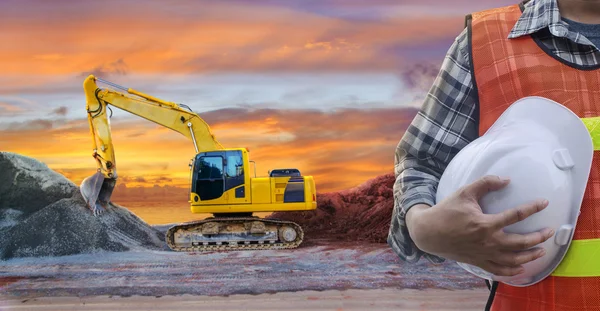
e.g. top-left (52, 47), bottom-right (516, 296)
top-left (80, 74), bottom-right (223, 215)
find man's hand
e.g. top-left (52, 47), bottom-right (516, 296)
top-left (406, 175), bottom-right (554, 276)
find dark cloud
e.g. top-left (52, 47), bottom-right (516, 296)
top-left (137, 162), bottom-right (169, 171)
top-left (115, 176), bottom-right (177, 188)
top-left (397, 62), bottom-right (441, 92)
top-left (80, 59), bottom-right (129, 78)
top-left (153, 176), bottom-right (173, 183)
top-left (52, 106), bottom-right (68, 116)
top-left (0, 118), bottom-right (88, 132)
top-left (0, 119), bottom-right (54, 131)
top-left (127, 132), bottom-right (145, 138)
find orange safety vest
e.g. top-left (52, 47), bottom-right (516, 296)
top-left (469, 2), bottom-right (600, 311)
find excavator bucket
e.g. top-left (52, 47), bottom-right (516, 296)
top-left (80, 171), bottom-right (116, 216)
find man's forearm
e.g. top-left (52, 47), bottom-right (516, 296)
top-left (406, 204), bottom-right (430, 233)
top-left (405, 203), bottom-right (431, 252)
top-left (387, 170), bottom-right (445, 264)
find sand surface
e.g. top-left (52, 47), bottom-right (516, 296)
top-left (0, 240), bottom-right (484, 298)
top-left (1, 288), bottom-right (490, 310)
top-left (0, 240), bottom-right (489, 310)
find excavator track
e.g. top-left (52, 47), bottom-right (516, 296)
top-left (165, 216), bottom-right (304, 252)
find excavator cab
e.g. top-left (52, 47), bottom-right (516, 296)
top-left (191, 149), bottom-right (246, 203)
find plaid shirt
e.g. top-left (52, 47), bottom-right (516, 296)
top-left (387, 0), bottom-right (600, 264)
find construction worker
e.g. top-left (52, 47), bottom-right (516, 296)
top-left (388, 0), bottom-right (600, 310)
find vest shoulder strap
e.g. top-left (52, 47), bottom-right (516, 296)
top-left (468, 4), bottom-right (521, 30)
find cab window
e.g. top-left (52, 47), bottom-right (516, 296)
top-left (198, 156), bottom-right (223, 179)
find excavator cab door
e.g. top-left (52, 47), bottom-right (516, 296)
top-left (191, 150), bottom-right (246, 202)
top-left (194, 155), bottom-right (225, 201)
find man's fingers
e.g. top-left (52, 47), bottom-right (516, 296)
top-left (479, 261), bottom-right (525, 277)
top-left (490, 248), bottom-right (547, 267)
top-left (489, 199), bottom-right (550, 230)
top-left (498, 228), bottom-right (555, 250)
top-left (463, 175), bottom-right (510, 200)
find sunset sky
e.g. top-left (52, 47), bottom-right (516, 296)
top-left (0, 0), bottom-right (515, 197)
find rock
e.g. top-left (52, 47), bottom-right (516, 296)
top-left (0, 152), bottom-right (78, 217)
top-left (0, 152), bottom-right (166, 260)
top-left (269, 173), bottom-right (395, 243)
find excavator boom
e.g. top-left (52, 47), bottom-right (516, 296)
top-left (81, 74), bottom-right (223, 214)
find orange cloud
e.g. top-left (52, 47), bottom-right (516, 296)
top-left (0, 1), bottom-right (467, 78)
top-left (0, 107), bottom-right (417, 193)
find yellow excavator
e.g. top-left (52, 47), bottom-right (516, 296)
top-left (80, 74), bottom-right (317, 251)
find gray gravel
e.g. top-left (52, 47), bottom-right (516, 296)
top-left (0, 152), bottom-right (165, 260)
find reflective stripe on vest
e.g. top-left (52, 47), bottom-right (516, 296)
top-left (549, 117), bottom-right (600, 278)
top-left (582, 117), bottom-right (600, 151)
top-left (551, 238), bottom-right (600, 277)
top-left (469, 2), bottom-right (600, 310)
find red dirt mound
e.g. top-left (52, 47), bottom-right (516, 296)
top-left (269, 173), bottom-right (395, 243)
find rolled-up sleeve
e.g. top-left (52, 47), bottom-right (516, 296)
top-left (387, 27), bottom-right (480, 264)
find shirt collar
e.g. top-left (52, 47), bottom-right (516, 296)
top-left (508, 0), bottom-right (596, 47)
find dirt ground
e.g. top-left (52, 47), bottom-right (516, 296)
top-left (1, 288), bottom-right (490, 311)
top-left (0, 239), bottom-right (489, 311)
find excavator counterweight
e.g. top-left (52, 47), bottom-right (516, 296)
top-left (80, 75), bottom-right (317, 251)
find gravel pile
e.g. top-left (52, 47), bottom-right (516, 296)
top-left (0, 152), bottom-right (166, 260)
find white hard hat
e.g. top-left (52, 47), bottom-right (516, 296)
top-left (435, 96), bottom-right (594, 287)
